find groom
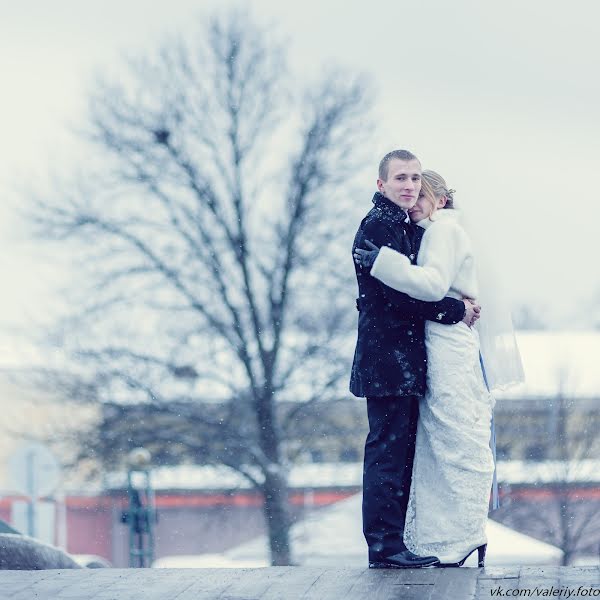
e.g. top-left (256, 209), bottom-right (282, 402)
top-left (350, 149), bottom-right (480, 568)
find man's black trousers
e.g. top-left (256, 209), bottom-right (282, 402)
top-left (362, 394), bottom-right (420, 559)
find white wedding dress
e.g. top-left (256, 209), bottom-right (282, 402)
top-left (370, 209), bottom-right (495, 563)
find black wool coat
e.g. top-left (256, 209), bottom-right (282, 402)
top-left (349, 193), bottom-right (466, 398)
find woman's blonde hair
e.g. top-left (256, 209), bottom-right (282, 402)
top-left (420, 170), bottom-right (456, 219)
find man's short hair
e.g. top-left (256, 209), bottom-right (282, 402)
top-left (378, 149), bottom-right (420, 181)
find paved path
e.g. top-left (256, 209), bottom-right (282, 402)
top-left (1, 566), bottom-right (598, 599)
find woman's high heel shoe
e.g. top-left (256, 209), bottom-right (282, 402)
top-left (438, 543), bottom-right (487, 568)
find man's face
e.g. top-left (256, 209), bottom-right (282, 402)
top-left (377, 159), bottom-right (422, 210)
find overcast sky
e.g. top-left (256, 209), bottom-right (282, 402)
top-left (1, 0), bottom-right (599, 363)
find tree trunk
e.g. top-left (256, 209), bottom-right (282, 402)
top-left (262, 471), bottom-right (292, 565)
top-left (255, 381), bottom-right (292, 565)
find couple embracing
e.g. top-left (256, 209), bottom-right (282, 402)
top-left (350, 149), bottom-right (524, 569)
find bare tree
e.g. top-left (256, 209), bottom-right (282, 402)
top-left (26, 11), bottom-right (370, 565)
top-left (495, 374), bottom-right (600, 565)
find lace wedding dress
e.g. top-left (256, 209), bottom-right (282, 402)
top-left (403, 319), bottom-right (494, 562)
top-left (370, 209), bottom-right (495, 563)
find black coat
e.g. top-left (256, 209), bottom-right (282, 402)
top-left (349, 193), bottom-right (466, 398)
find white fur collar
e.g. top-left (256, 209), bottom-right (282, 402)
top-left (416, 209), bottom-right (460, 230)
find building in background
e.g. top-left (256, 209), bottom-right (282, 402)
top-left (1, 332), bottom-right (598, 565)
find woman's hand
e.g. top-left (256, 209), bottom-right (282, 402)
top-left (353, 240), bottom-right (380, 269)
top-left (462, 298), bottom-right (481, 327)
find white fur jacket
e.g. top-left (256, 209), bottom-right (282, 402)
top-left (370, 210), bottom-right (478, 302)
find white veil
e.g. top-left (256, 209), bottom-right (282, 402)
top-left (460, 210), bottom-right (525, 392)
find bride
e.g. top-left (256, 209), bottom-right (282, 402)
top-left (354, 170), bottom-right (524, 567)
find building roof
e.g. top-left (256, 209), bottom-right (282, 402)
top-left (100, 459), bottom-right (600, 495)
top-left (496, 460), bottom-right (600, 484)
top-left (104, 462), bottom-right (364, 493)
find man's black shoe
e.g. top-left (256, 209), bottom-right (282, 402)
top-left (369, 549), bottom-right (440, 569)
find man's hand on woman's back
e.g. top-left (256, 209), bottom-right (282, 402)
top-left (353, 240), bottom-right (380, 269)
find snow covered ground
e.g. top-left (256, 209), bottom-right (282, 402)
top-left (154, 492), bottom-right (563, 568)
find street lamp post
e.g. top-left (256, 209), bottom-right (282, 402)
top-left (121, 447), bottom-right (156, 568)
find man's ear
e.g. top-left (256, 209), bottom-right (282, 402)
top-left (376, 178), bottom-right (384, 192)
top-left (437, 195), bottom-right (448, 209)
